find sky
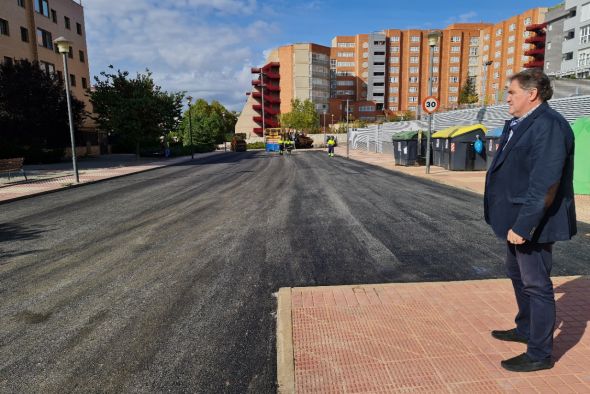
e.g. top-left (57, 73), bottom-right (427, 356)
top-left (83, 0), bottom-right (555, 111)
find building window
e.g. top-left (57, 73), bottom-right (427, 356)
top-left (495, 51), bottom-right (501, 58)
top-left (389, 77), bottom-right (398, 83)
top-left (508, 46), bottom-right (514, 54)
top-left (494, 71), bottom-right (499, 79)
top-left (336, 61), bottom-right (354, 67)
top-left (470, 37), bottom-right (479, 46)
top-left (507, 57), bottom-right (514, 65)
top-left (409, 76), bottom-right (419, 83)
top-left (496, 28), bottom-right (503, 36)
top-left (337, 42), bottom-right (355, 48)
top-left (359, 105), bottom-right (374, 112)
top-left (81, 77), bottom-right (87, 89)
top-left (450, 57), bottom-right (459, 63)
top-left (337, 51), bottom-right (354, 57)
top-left (362, 62), bottom-right (368, 68)
top-left (509, 23), bottom-right (516, 31)
top-left (524, 17), bottom-right (532, 26)
top-left (433, 46), bottom-right (439, 52)
top-left (409, 67), bottom-right (419, 73)
top-left (579, 49), bottom-right (590, 67)
top-left (433, 66), bottom-right (439, 73)
top-left (35, 0), bottom-right (49, 17)
top-left (389, 96), bottom-right (398, 102)
top-left (64, 16), bottom-right (71, 30)
top-left (389, 87), bottom-right (398, 93)
top-left (410, 46), bottom-right (419, 52)
top-left (432, 76), bottom-right (438, 83)
top-left (508, 35), bottom-right (515, 43)
top-left (451, 46), bottom-right (460, 53)
top-left (506, 68), bottom-right (514, 76)
top-left (408, 106), bottom-right (418, 112)
top-left (449, 76), bottom-right (459, 83)
top-left (391, 46), bottom-right (399, 53)
top-left (409, 96), bottom-right (418, 103)
top-left (450, 66), bottom-right (459, 73)
top-left (79, 50), bottom-right (85, 62)
top-left (449, 86), bottom-right (458, 93)
top-left (451, 36), bottom-right (461, 42)
top-left (68, 46), bottom-right (73, 59)
top-left (469, 47), bottom-right (478, 56)
top-left (0, 19), bottom-right (9, 36)
top-left (336, 80), bottom-right (354, 86)
top-left (449, 96), bottom-right (458, 102)
top-left (433, 57), bottom-right (439, 63)
top-left (69, 74), bottom-right (76, 87)
top-left (483, 44), bottom-right (489, 52)
top-left (390, 66), bottom-right (399, 73)
top-left (36, 28), bottom-right (53, 49)
top-left (410, 56), bottom-right (419, 63)
top-left (563, 52), bottom-right (574, 61)
top-left (18, 0), bottom-right (25, 7)
top-left (390, 56), bottom-right (399, 63)
top-left (373, 72), bottom-right (384, 76)
top-left (362, 42), bottom-right (368, 48)
top-left (409, 86), bottom-right (418, 93)
top-left (20, 26), bottom-right (28, 42)
top-left (39, 61), bottom-right (55, 75)
top-left (494, 61), bottom-right (500, 69)
top-left (495, 39), bottom-right (502, 48)
top-left (4, 56), bottom-right (13, 65)
top-left (411, 36), bottom-right (420, 42)
top-left (390, 36), bottom-right (400, 42)
top-left (581, 25), bottom-right (590, 45)
top-left (76, 23), bottom-right (82, 35)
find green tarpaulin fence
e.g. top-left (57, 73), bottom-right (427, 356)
top-left (573, 117), bottom-right (590, 195)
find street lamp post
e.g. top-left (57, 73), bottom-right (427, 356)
top-left (481, 60), bottom-right (493, 107)
top-left (53, 37), bottom-right (79, 183)
top-left (323, 110), bottom-right (327, 145)
top-left (346, 99), bottom-right (350, 159)
top-left (186, 96), bottom-right (194, 159)
top-left (426, 30), bottom-right (441, 175)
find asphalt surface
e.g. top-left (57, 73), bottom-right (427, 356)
top-left (1, 150), bottom-right (589, 393)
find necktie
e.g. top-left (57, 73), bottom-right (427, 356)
top-left (503, 118), bottom-right (520, 150)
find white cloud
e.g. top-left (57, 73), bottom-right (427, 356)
top-left (84, 0), bottom-right (275, 110)
top-left (445, 11), bottom-right (479, 26)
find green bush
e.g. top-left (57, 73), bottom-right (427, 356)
top-left (247, 142), bottom-right (265, 149)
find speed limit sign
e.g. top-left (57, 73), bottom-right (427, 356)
top-left (422, 96), bottom-right (440, 114)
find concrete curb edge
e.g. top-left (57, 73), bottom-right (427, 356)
top-left (276, 287), bottom-right (295, 394)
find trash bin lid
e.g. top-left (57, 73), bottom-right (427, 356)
top-left (391, 130), bottom-right (420, 141)
top-left (432, 125), bottom-right (463, 139)
top-left (449, 124), bottom-right (488, 138)
top-left (485, 127), bottom-right (503, 139)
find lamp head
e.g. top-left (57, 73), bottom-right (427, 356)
top-left (427, 30), bottom-right (442, 47)
top-left (186, 95), bottom-right (193, 104)
top-left (53, 36), bottom-right (71, 54)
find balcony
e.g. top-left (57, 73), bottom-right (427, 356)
top-left (264, 72), bottom-right (280, 79)
top-left (524, 60), bottom-right (544, 68)
top-left (252, 91), bottom-right (262, 99)
top-left (252, 79), bottom-right (261, 86)
top-left (252, 105), bottom-right (279, 115)
top-left (526, 23), bottom-right (547, 32)
top-left (524, 48), bottom-right (545, 57)
top-left (266, 84), bottom-right (281, 92)
top-left (253, 117), bottom-right (279, 127)
top-left (251, 67), bottom-right (261, 73)
top-left (261, 62), bottom-right (279, 71)
top-left (525, 35), bottom-right (545, 44)
top-left (253, 127), bottom-right (263, 135)
top-left (264, 96), bottom-right (281, 104)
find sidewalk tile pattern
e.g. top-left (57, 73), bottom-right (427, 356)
top-left (290, 277), bottom-right (590, 393)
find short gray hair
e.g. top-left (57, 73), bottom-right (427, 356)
top-left (509, 69), bottom-right (553, 102)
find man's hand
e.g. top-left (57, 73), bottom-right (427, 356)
top-left (507, 229), bottom-right (526, 244)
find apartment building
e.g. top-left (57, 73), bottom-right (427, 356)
top-left (479, 8), bottom-right (548, 105)
top-left (0, 0), bottom-right (93, 131)
top-left (558, 0), bottom-right (590, 77)
top-left (235, 43), bottom-right (331, 138)
top-left (329, 23), bottom-right (490, 122)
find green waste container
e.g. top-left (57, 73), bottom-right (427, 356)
top-left (573, 117), bottom-right (590, 194)
top-left (392, 131), bottom-right (420, 166)
top-left (485, 127), bottom-right (503, 170)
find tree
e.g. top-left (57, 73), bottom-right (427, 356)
top-left (280, 99), bottom-right (320, 133)
top-left (459, 77), bottom-right (479, 105)
top-left (0, 60), bottom-right (85, 161)
top-left (181, 99), bottom-right (236, 150)
top-left (90, 67), bottom-right (184, 156)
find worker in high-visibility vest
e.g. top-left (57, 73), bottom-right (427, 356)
top-left (278, 137), bottom-right (284, 155)
top-left (327, 136), bottom-right (336, 157)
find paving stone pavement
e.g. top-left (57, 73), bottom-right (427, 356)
top-left (279, 277), bottom-right (590, 394)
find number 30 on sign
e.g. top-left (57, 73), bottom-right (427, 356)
top-left (422, 96), bottom-right (440, 114)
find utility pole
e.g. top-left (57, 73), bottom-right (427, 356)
top-left (346, 99), bottom-right (350, 159)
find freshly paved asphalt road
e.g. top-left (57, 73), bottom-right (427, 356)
top-left (1, 150), bottom-right (589, 393)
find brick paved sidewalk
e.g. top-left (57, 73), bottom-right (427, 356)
top-left (278, 277), bottom-right (590, 393)
top-left (0, 155), bottom-right (206, 203)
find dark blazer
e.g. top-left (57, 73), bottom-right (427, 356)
top-left (484, 102), bottom-right (577, 243)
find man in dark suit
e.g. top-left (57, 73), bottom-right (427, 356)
top-left (484, 69), bottom-right (577, 372)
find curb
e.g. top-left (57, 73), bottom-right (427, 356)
top-left (276, 287), bottom-right (295, 394)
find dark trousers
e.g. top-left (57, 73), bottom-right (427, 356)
top-left (328, 145), bottom-right (334, 154)
top-left (505, 242), bottom-right (555, 360)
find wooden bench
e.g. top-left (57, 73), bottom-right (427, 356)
top-left (0, 157), bottom-right (27, 181)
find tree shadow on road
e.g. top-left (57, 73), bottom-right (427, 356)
top-left (0, 222), bottom-right (47, 260)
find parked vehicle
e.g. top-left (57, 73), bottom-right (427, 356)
top-left (231, 133), bottom-right (247, 152)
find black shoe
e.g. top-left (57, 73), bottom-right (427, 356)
top-left (491, 328), bottom-right (528, 344)
top-left (501, 353), bottom-right (554, 372)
